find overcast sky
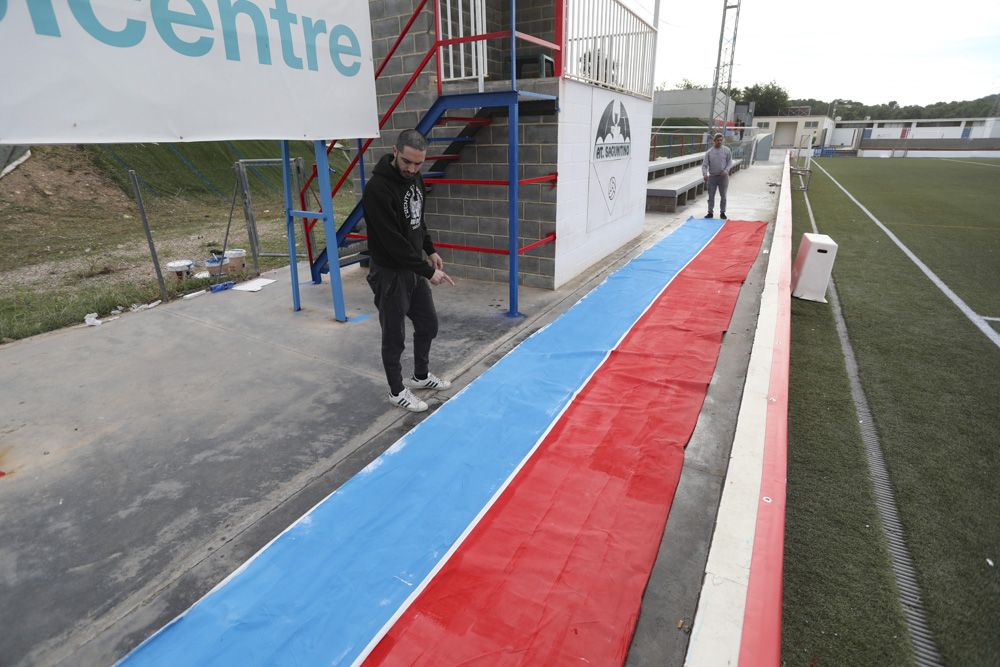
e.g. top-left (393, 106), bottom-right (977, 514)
top-left (625, 0), bottom-right (1000, 106)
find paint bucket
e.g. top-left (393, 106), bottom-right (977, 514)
top-left (206, 256), bottom-right (230, 276)
top-left (166, 260), bottom-right (193, 280)
top-left (224, 249), bottom-right (247, 273)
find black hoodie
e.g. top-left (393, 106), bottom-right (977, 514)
top-left (361, 153), bottom-right (436, 279)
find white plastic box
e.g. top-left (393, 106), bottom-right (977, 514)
top-left (791, 233), bottom-right (838, 302)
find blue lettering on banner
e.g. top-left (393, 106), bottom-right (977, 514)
top-left (328, 23), bottom-right (359, 76)
top-left (151, 0), bottom-right (213, 58)
top-left (269, 0), bottom-right (302, 69)
top-left (218, 0), bottom-right (272, 64)
top-left (301, 16), bottom-right (326, 71)
top-left (24, 0), bottom-right (62, 36)
top-left (71, 0), bottom-right (145, 48)
top-left (2, 0), bottom-right (363, 75)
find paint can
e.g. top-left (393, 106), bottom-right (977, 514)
top-left (206, 256), bottom-right (230, 276)
top-left (224, 249), bottom-right (247, 273)
top-left (166, 260), bottom-right (193, 280)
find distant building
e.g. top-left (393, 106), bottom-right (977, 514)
top-left (751, 114), bottom-right (835, 148)
top-left (752, 114), bottom-right (1000, 155)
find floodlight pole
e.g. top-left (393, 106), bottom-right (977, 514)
top-left (708, 0), bottom-right (741, 135)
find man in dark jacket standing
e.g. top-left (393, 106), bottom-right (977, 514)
top-left (362, 129), bottom-right (455, 413)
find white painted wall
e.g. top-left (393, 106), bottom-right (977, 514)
top-left (859, 150), bottom-right (1000, 158)
top-left (830, 127), bottom-right (859, 147)
top-left (554, 79), bottom-right (651, 288)
top-left (911, 127), bottom-right (963, 139)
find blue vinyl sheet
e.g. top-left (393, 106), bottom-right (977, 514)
top-left (119, 218), bottom-right (724, 666)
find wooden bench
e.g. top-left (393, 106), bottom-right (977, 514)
top-left (645, 158), bottom-right (743, 213)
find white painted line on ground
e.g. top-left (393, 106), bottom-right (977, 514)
top-left (812, 159), bottom-right (1000, 350)
top-left (940, 158), bottom-right (1000, 168)
top-left (983, 316), bottom-right (1000, 322)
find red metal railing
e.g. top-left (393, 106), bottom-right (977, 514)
top-left (346, 231), bottom-right (556, 257)
top-left (423, 173), bottom-right (558, 186)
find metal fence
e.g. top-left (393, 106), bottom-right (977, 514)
top-left (649, 126), bottom-right (759, 162)
top-left (438, 0), bottom-right (488, 86)
top-left (564, 0), bottom-right (655, 99)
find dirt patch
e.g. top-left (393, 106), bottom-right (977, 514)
top-left (0, 146), bottom-right (293, 293)
top-left (0, 145), bottom-right (132, 217)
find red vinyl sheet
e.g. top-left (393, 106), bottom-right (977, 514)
top-left (366, 221), bottom-right (767, 666)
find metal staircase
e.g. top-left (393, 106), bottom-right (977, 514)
top-left (295, 0), bottom-right (560, 316)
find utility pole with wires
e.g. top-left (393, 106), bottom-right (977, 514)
top-left (708, 0), bottom-right (741, 135)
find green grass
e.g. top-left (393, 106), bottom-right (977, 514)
top-left (87, 140), bottom-right (343, 201)
top-left (810, 157), bottom-right (1000, 315)
top-left (783, 196), bottom-right (913, 665)
top-left (785, 158), bottom-right (1000, 666)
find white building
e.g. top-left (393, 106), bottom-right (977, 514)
top-left (753, 114), bottom-right (1000, 157)
top-left (751, 114), bottom-right (836, 148)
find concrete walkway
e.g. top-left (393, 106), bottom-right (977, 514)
top-left (0, 154), bottom-right (784, 666)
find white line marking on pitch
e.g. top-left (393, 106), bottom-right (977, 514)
top-left (940, 158), bottom-right (1000, 168)
top-left (812, 159), bottom-right (1000, 350)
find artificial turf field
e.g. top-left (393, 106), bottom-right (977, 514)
top-left (782, 156), bottom-right (1000, 666)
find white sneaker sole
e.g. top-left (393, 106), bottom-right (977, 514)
top-left (389, 396), bottom-right (427, 412)
top-left (405, 378), bottom-right (451, 390)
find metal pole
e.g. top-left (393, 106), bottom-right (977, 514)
top-left (280, 140), bottom-right (302, 311)
top-left (506, 0), bottom-right (521, 317)
top-left (507, 97), bottom-right (521, 317)
top-left (237, 162), bottom-right (262, 274)
top-left (356, 139), bottom-right (367, 191)
top-left (314, 140), bottom-right (347, 322)
top-left (128, 170), bottom-right (169, 303)
top-left (710, 2), bottom-right (723, 130)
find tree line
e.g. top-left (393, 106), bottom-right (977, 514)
top-left (661, 79), bottom-right (999, 119)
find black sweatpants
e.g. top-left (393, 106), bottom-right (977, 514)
top-left (367, 262), bottom-right (438, 395)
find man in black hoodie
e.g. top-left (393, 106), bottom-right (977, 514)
top-left (362, 129), bottom-right (455, 413)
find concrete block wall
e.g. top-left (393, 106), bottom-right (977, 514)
top-left (423, 84), bottom-right (559, 289)
top-left (364, 0), bottom-right (437, 165)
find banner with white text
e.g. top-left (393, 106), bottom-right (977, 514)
top-left (0, 0), bottom-right (379, 143)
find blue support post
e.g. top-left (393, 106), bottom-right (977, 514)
top-left (280, 140), bottom-right (301, 312)
top-left (314, 140), bottom-right (348, 322)
top-left (506, 0), bottom-right (521, 318)
top-left (507, 101), bottom-right (521, 318)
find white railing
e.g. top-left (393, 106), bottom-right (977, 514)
top-left (438, 0), bottom-right (488, 90)
top-left (565, 0), bottom-right (655, 99)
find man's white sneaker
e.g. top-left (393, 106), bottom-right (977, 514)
top-left (389, 388), bottom-right (428, 412)
top-left (405, 373), bottom-right (452, 390)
